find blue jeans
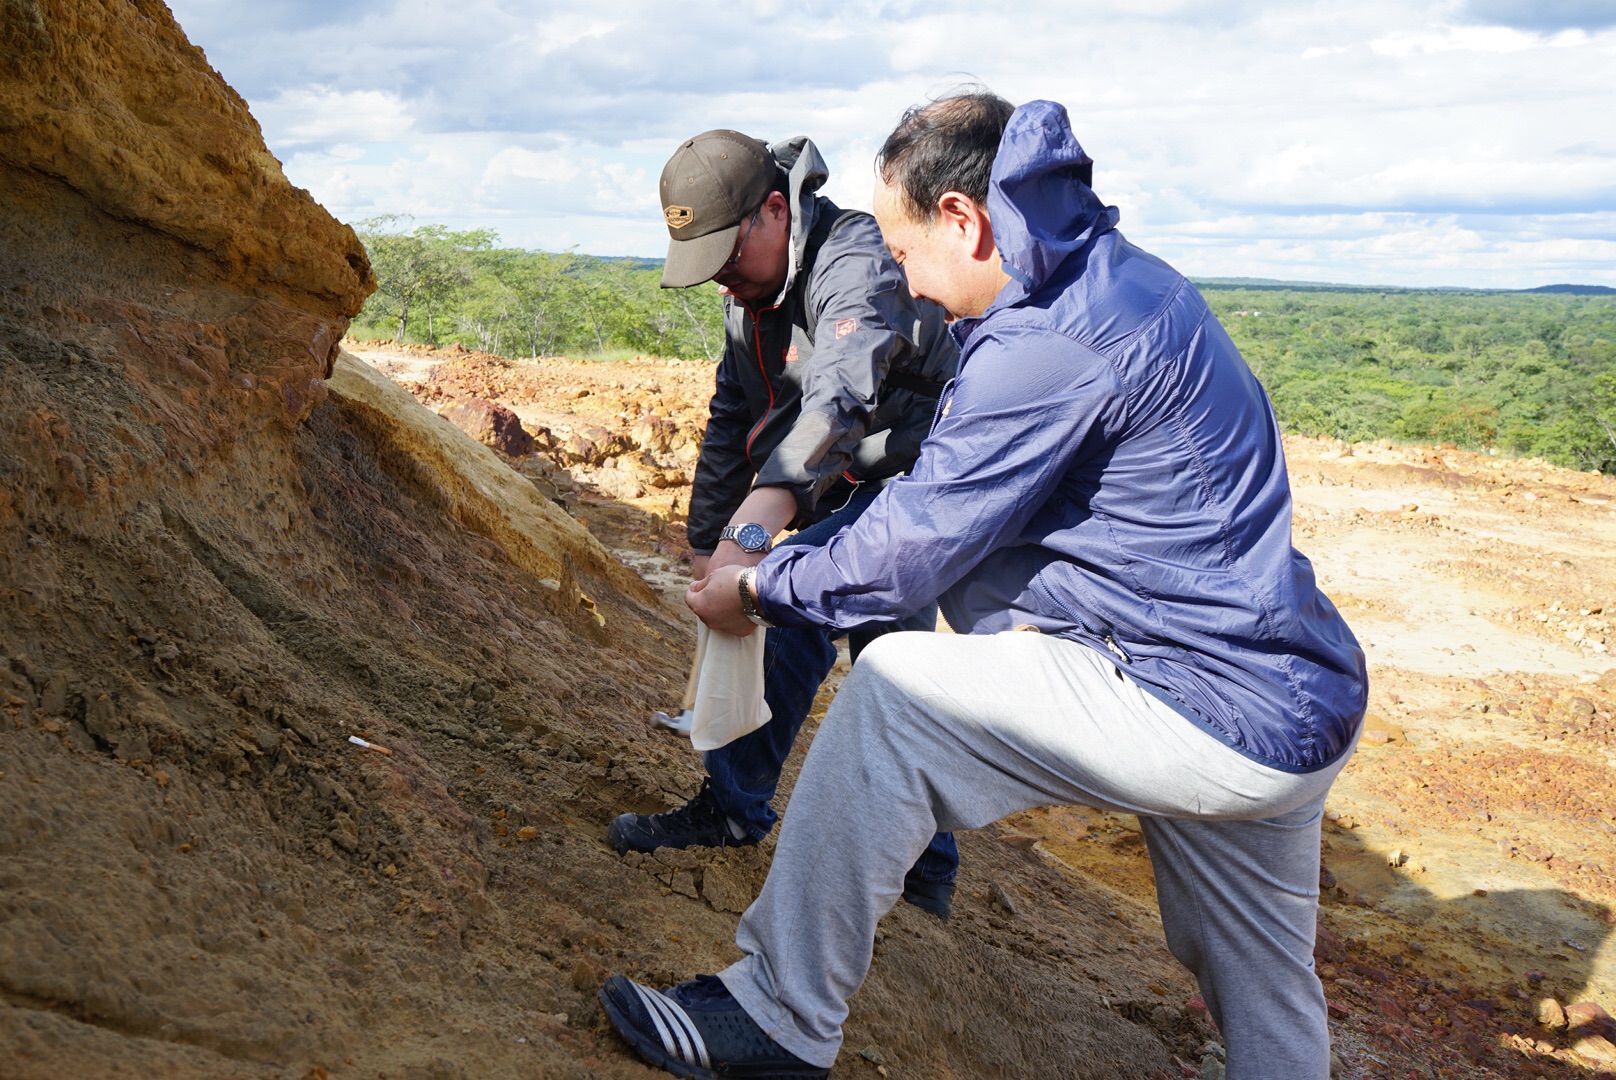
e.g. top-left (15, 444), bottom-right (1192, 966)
top-left (703, 486), bottom-right (960, 883)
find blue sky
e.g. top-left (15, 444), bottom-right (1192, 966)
top-left (167, 0), bottom-right (1616, 288)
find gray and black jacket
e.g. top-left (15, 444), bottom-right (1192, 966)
top-left (687, 137), bottom-right (958, 554)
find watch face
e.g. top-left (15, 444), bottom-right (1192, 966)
top-left (735, 523), bottom-right (769, 552)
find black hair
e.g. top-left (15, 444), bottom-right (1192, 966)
top-left (744, 166), bottom-right (790, 221)
top-left (876, 88), bottom-right (1015, 222)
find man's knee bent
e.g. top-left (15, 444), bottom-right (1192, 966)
top-left (838, 631), bottom-right (937, 701)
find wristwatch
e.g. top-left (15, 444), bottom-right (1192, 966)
top-left (738, 567), bottom-right (771, 627)
top-left (719, 522), bottom-right (772, 554)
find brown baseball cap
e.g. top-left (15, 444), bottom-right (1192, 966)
top-left (658, 129), bottom-right (776, 288)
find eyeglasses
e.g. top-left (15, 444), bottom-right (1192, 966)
top-left (718, 208), bottom-right (762, 275)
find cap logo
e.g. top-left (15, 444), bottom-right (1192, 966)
top-left (665, 205), bottom-right (694, 229)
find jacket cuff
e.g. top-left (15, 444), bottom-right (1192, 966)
top-left (750, 554), bottom-right (809, 628)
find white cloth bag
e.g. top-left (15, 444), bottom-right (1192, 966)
top-left (687, 623), bottom-right (772, 751)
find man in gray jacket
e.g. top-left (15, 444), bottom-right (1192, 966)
top-left (606, 129), bottom-right (962, 915)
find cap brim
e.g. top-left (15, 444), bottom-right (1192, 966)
top-left (660, 222), bottom-right (741, 288)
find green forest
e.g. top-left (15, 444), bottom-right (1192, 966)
top-left (1202, 286), bottom-right (1616, 473)
top-left (350, 216), bottom-right (725, 363)
top-left (351, 218), bottom-right (1616, 474)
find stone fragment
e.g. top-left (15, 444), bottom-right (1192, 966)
top-left (1573, 1034), bottom-right (1616, 1066)
top-left (629, 414), bottom-right (679, 454)
top-left (1358, 713), bottom-right (1405, 746)
top-left (330, 812), bottom-right (360, 853)
top-left (591, 465), bottom-right (645, 501)
top-left (1566, 1000), bottom-right (1613, 1032)
top-left (989, 880), bottom-right (1019, 915)
top-left (1536, 997), bottom-right (1566, 1029)
top-left (1147, 1003), bottom-right (1178, 1035)
top-left (559, 425), bottom-right (630, 466)
top-left (700, 861), bottom-right (754, 914)
top-left (669, 870), bottom-right (699, 898)
top-left (651, 848), bottom-right (700, 871)
top-left (648, 467), bottom-right (688, 489)
top-left (440, 398), bottom-right (536, 457)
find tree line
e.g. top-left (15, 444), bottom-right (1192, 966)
top-left (352, 216), bottom-right (724, 362)
top-left (350, 218), bottom-right (1616, 473)
top-left (1202, 287), bottom-right (1616, 474)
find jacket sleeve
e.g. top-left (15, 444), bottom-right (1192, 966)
top-left (752, 222), bottom-right (923, 519)
top-left (687, 336), bottom-right (756, 554)
top-left (751, 326), bottom-right (1121, 629)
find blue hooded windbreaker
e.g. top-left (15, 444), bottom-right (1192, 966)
top-left (751, 101), bottom-right (1367, 773)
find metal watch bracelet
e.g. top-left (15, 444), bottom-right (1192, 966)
top-left (738, 567), bottom-right (771, 627)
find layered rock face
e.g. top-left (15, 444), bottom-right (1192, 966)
top-left (0, 4), bottom-right (698, 1077)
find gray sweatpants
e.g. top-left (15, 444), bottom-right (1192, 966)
top-left (718, 630), bottom-right (1354, 1079)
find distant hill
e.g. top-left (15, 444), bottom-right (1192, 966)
top-left (1524, 283), bottom-right (1616, 295)
top-left (1194, 276), bottom-right (1616, 295)
top-left (573, 265), bottom-right (1616, 296)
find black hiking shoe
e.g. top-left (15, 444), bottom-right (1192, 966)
top-left (599, 973), bottom-right (829, 1079)
top-left (607, 779), bottom-right (758, 855)
top-left (901, 869), bottom-right (956, 921)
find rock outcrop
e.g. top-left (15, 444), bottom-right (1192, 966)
top-left (0, 4), bottom-right (694, 1078)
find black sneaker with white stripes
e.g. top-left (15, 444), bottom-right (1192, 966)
top-left (598, 973), bottom-right (829, 1079)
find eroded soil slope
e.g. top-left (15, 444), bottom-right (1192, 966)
top-left (2, 6), bottom-right (1206, 1079)
top-left (358, 340), bottom-right (1616, 1079)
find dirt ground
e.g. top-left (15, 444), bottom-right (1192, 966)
top-left (348, 339), bottom-right (1616, 1079)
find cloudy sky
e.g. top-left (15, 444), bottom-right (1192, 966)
top-left (166, 0), bottom-right (1616, 288)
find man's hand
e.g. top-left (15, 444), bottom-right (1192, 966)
top-left (690, 552), bottom-right (711, 581)
top-left (686, 565), bottom-right (757, 637)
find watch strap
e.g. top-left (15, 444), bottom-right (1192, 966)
top-left (738, 567), bottom-right (771, 627)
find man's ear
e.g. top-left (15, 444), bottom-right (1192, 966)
top-left (764, 190), bottom-right (791, 222)
top-left (936, 191), bottom-right (995, 263)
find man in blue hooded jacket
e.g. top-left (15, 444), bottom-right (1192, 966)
top-left (600, 92), bottom-right (1367, 1080)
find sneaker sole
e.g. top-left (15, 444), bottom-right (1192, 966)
top-left (598, 983), bottom-right (714, 1079)
top-left (598, 983), bottom-right (830, 1080)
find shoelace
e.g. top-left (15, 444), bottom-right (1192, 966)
top-left (670, 974), bottom-right (735, 1009)
top-left (659, 779), bottom-right (724, 828)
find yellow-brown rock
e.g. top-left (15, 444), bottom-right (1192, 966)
top-left (1, 0), bottom-right (372, 315)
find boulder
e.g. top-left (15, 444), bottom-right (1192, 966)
top-left (558, 424), bottom-right (632, 466)
top-left (439, 397), bottom-right (535, 457)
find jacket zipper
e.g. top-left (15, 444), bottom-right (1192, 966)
top-left (1104, 634), bottom-right (1134, 664)
top-left (742, 301), bottom-right (781, 464)
top-left (1032, 576), bottom-right (1134, 663)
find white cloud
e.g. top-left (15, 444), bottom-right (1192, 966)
top-left (255, 87), bottom-right (414, 147)
top-left (167, 0), bottom-right (1616, 287)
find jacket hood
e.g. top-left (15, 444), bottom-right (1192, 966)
top-left (766, 135), bottom-right (830, 303)
top-left (988, 100), bottom-right (1120, 306)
